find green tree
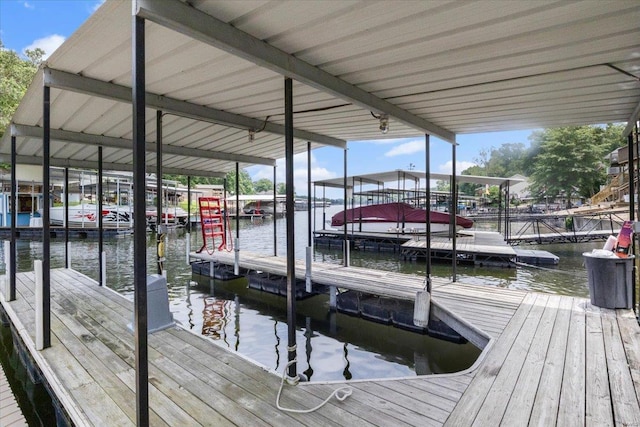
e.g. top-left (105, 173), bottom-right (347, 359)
top-left (164, 168), bottom-right (255, 194)
top-left (253, 178), bottom-right (273, 193)
top-left (528, 125), bottom-right (625, 207)
top-left (435, 180), bottom-right (450, 191)
top-left (0, 41), bottom-right (44, 139)
top-left (224, 169), bottom-right (254, 195)
top-left (276, 182), bottom-right (286, 194)
top-left (473, 143), bottom-right (528, 177)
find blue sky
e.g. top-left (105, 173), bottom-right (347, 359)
top-left (1, 0), bottom-right (535, 197)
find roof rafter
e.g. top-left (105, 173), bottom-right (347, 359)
top-left (1, 154), bottom-right (226, 178)
top-left (43, 68), bottom-right (346, 149)
top-left (134, 0), bottom-right (456, 143)
top-left (12, 123), bottom-right (276, 166)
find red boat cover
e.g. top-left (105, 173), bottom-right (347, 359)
top-left (331, 202), bottom-right (473, 228)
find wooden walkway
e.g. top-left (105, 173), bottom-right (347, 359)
top-left (1, 261), bottom-right (639, 426)
top-left (0, 362), bottom-right (27, 426)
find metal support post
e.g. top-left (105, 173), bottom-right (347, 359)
top-left (42, 82), bottom-right (51, 348)
top-left (284, 77), bottom-right (297, 381)
top-left (132, 13), bottom-right (149, 427)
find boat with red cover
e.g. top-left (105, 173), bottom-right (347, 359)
top-left (331, 202), bottom-right (473, 233)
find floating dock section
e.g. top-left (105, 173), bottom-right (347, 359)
top-left (2, 261), bottom-right (639, 425)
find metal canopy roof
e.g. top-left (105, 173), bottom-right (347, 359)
top-left (1, 0), bottom-right (639, 176)
top-left (314, 170), bottom-right (524, 189)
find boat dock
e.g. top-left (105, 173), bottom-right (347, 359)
top-left (0, 362), bottom-right (27, 426)
top-left (507, 229), bottom-right (612, 245)
top-left (314, 230), bottom-right (559, 266)
top-left (2, 261), bottom-right (639, 425)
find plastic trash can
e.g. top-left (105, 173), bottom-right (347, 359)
top-left (582, 252), bottom-right (634, 309)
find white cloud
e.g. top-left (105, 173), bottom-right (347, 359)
top-left (23, 2), bottom-right (35, 9)
top-left (25, 34), bottom-right (65, 59)
top-left (384, 140), bottom-right (424, 157)
top-left (92, 0), bottom-right (106, 12)
top-left (437, 160), bottom-right (478, 174)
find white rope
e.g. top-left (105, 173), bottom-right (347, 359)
top-left (276, 359), bottom-right (353, 414)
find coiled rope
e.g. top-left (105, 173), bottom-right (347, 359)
top-left (276, 345), bottom-right (353, 413)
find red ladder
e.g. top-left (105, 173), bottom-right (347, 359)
top-left (198, 197), bottom-right (226, 253)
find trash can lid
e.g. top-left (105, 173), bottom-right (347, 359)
top-left (583, 251), bottom-right (635, 259)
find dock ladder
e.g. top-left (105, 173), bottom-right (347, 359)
top-left (198, 197), bottom-right (226, 253)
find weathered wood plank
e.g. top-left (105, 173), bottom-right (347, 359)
top-left (584, 305), bottom-right (614, 427)
top-left (351, 381), bottom-right (450, 423)
top-left (528, 296), bottom-right (573, 426)
top-left (616, 309), bottom-right (640, 403)
top-left (601, 308), bottom-right (640, 426)
top-left (499, 294), bottom-right (561, 426)
top-left (471, 294), bottom-right (550, 425)
top-left (0, 362), bottom-right (27, 427)
top-left (556, 298), bottom-right (586, 427)
top-left (443, 292), bottom-right (539, 426)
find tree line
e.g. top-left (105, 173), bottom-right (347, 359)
top-left (455, 124), bottom-right (626, 207)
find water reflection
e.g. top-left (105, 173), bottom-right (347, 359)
top-left (187, 276), bottom-right (480, 381)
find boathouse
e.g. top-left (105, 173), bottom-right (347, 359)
top-left (1, 1), bottom-right (639, 425)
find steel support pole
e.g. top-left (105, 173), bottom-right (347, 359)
top-left (156, 110), bottom-right (163, 275)
top-left (629, 132), bottom-right (636, 317)
top-left (451, 142), bottom-right (457, 282)
top-left (273, 166), bottom-right (277, 256)
top-left (284, 77), bottom-right (297, 380)
top-left (235, 162), bottom-right (240, 275)
top-left (307, 141), bottom-right (312, 247)
top-left (629, 133), bottom-right (635, 219)
top-left (9, 135), bottom-right (16, 301)
top-left (98, 146), bottom-right (104, 285)
top-left (235, 162), bottom-right (240, 237)
top-left (132, 14), bottom-right (149, 427)
top-left (343, 148), bottom-right (348, 267)
top-left (42, 84), bottom-right (51, 348)
top-left (64, 167), bottom-right (69, 268)
top-left (635, 123), bottom-right (640, 317)
top-left (187, 176), bottom-right (191, 234)
top-left (425, 134), bottom-right (431, 292)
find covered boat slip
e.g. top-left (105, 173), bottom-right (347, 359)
top-left (2, 267), bottom-right (639, 426)
top-left (1, 0), bottom-right (639, 425)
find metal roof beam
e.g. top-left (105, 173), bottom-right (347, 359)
top-left (43, 68), bottom-right (345, 149)
top-left (134, 0), bottom-right (456, 144)
top-left (12, 124), bottom-right (276, 166)
top-left (622, 100), bottom-right (640, 137)
top-left (1, 154), bottom-right (226, 178)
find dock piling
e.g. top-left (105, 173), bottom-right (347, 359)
top-left (305, 246), bottom-right (312, 293)
top-left (3, 241), bottom-right (9, 298)
top-left (234, 238), bottom-right (240, 276)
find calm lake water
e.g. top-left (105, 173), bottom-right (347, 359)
top-left (0, 206), bottom-right (607, 423)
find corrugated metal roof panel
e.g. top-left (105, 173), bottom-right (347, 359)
top-left (1, 0), bottom-right (638, 175)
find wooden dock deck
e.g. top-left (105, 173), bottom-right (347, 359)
top-left (0, 361), bottom-right (27, 426)
top-left (1, 260), bottom-right (639, 426)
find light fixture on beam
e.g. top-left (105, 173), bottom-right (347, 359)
top-left (379, 114), bottom-right (389, 134)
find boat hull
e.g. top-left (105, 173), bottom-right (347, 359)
top-left (42, 205), bottom-right (133, 228)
